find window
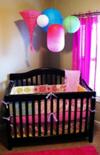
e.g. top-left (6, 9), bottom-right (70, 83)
top-left (72, 14), bottom-right (100, 97)
top-left (90, 22), bottom-right (100, 97)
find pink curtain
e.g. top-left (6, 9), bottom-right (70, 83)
top-left (72, 15), bottom-right (98, 85)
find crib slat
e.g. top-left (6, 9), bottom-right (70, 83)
top-left (19, 102), bottom-right (23, 138)
top-left (44, 74), bottom-right (47, 84)
top-left (38, 100), bottom-right (41, 136)
top-left (20, 79), bottom-right (23, 86)
top-left (54, 74), bottom-right (57, 84)
top-left (68, 99), bottom-right (71, 134)
top-left (49, 74), bottom-right (52, 84)
top-left (40, 75), bottom-right (43, 84)
top-left (15, 80), bottom-right (18, 86)
top-left (25, 101), bottom-right (29, 137)
top-left (17, 80), bottom-right (19, 86)
top-left (62, 99), bottom-right (65, 134)
top-left (32, 101), bottom-right (35, 137)
top-left (30, 77), bottom-right (33, 85)
top-left (26, 79), bottom-right (28, 85)
top-left (85, 98), bottom-right (89, 133)
top-left (12, 102), bottom-right (17, 138)
top-left (36, 75), bottom-right (38, 85)
top-left (56, 98), bottom-right (59, 135)
top-left (74, 99), bottom-right (77, 134)
top-left (79, 98), bottom-right (83, 133)
top-left (59, 76), bottom-right (62, 84)
top-left (50, 98), bottom-right (53, 136)
top-left (44, 99), bottom-right (47, 136)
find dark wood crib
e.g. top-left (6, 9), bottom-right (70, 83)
top-left (1, 68), bottom-right (96, 150)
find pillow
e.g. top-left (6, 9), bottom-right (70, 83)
top-left (65, 69), bottom-right (80, 92)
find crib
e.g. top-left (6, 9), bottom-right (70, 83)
top-left (1, 68), bottom-right (96, 150)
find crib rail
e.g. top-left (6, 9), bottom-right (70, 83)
top-left (9, 68), bottom-right (65, 86)
top-left (4, 91), bottom-right (96, 146)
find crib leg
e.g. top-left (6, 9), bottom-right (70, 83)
top-left (6, 143), bottom-right (12, 150)
top-left (5, 121), bottom-right (12, 150)
top-left (89, 133), bottom-right (93, 143)
top-left (88, 96), bottom-right (96, 143)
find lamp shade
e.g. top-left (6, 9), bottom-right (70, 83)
top-left (47, 24), bottom-right (65, 52)
top-left (20, 10), bottom-right (41, 51)
top-left (63, 16), bottom-right (80, 33)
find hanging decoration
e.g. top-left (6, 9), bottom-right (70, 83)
top-left (37, 14), bottom-right (49, 28)
top-left (41, 8), bottom-right (63, 32)
top-left (63, 16), bottom-right (80, 33)
top-left (19, 8), bottom-right (80, 53)
top-left (47, 24), bottom-right (65, 52)
top-left (20, 10), bottom-right (41, 52)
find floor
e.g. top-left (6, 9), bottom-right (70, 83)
top-left (0, 122), bottom-right (100, 154)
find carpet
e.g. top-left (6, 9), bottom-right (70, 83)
top-left (3, 145), bottom-right (99, 155)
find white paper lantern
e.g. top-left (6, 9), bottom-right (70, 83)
top-left (37, 14), bottom-right (49, 27)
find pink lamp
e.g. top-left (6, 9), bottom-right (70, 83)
top-left (20, 10), bottom-right (41, 52)
top-left (47, 24), bottom-right (65, 52)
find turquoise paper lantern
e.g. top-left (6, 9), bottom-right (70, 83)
top-left (42, 8), bottom-right (63, 32)
top-left (63, 16), bottom-right (80, 33)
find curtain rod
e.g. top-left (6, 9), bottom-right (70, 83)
top-left (74, 11), bottom-right (100, 17)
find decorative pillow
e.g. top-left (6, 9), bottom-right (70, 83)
top-left (65, 69), bottom-right (80, 92)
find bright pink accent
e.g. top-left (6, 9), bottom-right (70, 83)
top-left (12, 111), bottom-right (87, 124)
top-left (47, 24), bottom-right (65, 52)
top-left (20, 10), bottom-right (41, 52)
top-left (10, 98), bottom-right (88, 124)
top-left (72, 16), bottom-right (98, 84)
top-left (3, 146), bottom-right (99, 155)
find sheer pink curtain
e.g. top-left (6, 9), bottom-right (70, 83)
top-left (72, 15), bottom-right (98, 85)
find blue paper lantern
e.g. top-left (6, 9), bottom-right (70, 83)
top-left (42, 8), bottom-right (63, 32)
top-left (63, 16), bottom-right (80, 33)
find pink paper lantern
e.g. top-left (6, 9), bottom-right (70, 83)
top-left (47, 24), bottom-right (65, 52)
top-left (20, 10), bottom-right (41, 52)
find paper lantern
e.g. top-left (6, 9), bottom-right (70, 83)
top-left (37, 14), bottom-right (49, 27)
top-left (63, 16), bottom-right (80, 33)
top-left (47, 24), bottom-right (65, 52)
top-left (42, 8), bottom-right (63, 32)
top-left (20, 10), bottom-right (41, 51)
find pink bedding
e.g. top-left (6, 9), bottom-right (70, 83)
top-left (11, 111), bottom-right (87, 124)
top-left (10, 98), bottom-right (89, 124)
